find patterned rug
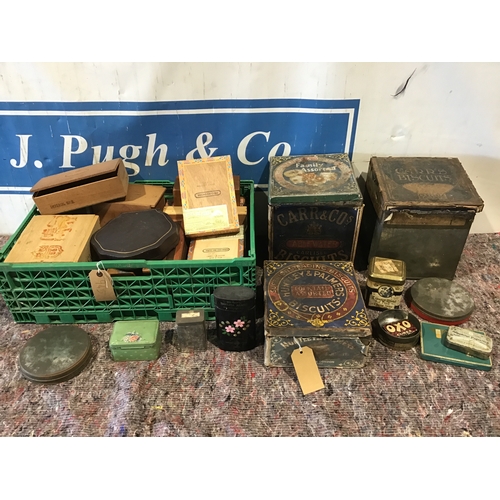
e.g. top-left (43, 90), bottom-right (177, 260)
top-left (1, 233), bottom-right (499, 436)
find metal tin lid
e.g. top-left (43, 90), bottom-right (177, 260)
top-left (444, 326), bottom-right (493, 360)
top-left (368, 256), bottom-right (406, 284)
top-left (373, 309), bottom-right (420, 350)
top-left (110, 320), bottom-right (160, 348)
top-left (214, 286), bottom-right (256, 309)
top-left (410, 278), bottom-right (475, 325)
top-left (91, 209), bottom-right (179, 261)
top-left (19, 326), bottom-right (92, 384)
top-left (268, 153), bottom-right (363, 204)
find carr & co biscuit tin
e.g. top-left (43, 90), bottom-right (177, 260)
top-left (268, 154), bottom-right (363, 261)
top-left (263, 260), bottom-right (372, 368)
top-left (359, 156), bottom-right (484, 279)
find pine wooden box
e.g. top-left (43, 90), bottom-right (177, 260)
top-left (4, 214), bottom-right (100, 263)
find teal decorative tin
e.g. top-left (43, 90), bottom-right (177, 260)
top-left (109, 319), bottom-right (161, 361)
top-left (263, 260), bottom-right (372, 368)
top-left (268, 153), bottom-right (364, 262)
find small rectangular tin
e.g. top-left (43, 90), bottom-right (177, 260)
top-left (263, 260), bottom-right (372, 368)
top-left (365, 257), bottom-right (406, 310)
top-left (419, 322), bottom-right (492, 371)
top-left (268, 153), bottom-right (363, 262)
top-left (109, 319), bottom-right (161, 361)
top-left (174, 309), bottom-right (207, 351)
top-left (360, 156), bottom-right (484, 279)
top-left (444, 325), bottom-right (493, 360)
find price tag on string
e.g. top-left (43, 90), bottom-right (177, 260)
top-left (89, 262), bottom-right (117, 301)
top-left (291, 338), bottom-right (325, 395)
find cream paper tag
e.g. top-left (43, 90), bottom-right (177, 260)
top-left (89, 269), bottom-right (117, 301)
top-left (291, 345), bottom-right (325, 395)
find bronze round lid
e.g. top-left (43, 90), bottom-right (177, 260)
top-left (19, 326), bottom-right (92, 384)
top-left (410, 277), bottom-right (475, 325)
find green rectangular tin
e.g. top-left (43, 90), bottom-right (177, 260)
top-left (109, 319), bottom-right (161, 361)
top-left (419, 321), bottom-right (492, 371)
top-left (268, 153), bottom-right (364, 261)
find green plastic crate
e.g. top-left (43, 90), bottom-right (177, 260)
top-left (0, 180), bottom-right (256, 324)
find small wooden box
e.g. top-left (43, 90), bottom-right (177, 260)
top-left (31, 159), bottom-right (129, 215)
top-left (93, 183), bottom-right (166, 226)
top-left (268, 153), bottom-right (363, 261)
top-left (187, 230), bottom-right (244, 260)
top-left (358, 157), bottom-right (484, 279)
top-left (5, 214), bottom-right (100, 263)
top-left (263, 260), bottom-right (372, 368)
top-left (177, 155), bottom-right (240, 238)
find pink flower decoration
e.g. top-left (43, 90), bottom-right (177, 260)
top-left (225, 325), bottom-right (235, 333)
top-left (234, 319), bottom-right (245, 328)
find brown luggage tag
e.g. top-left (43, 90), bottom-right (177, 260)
top-left (291, 338), bottom-right (325, 395)
top-left (89, 263), bottom-right (117, 301)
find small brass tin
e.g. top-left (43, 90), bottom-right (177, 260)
top-left (444, 326), bottom-right (493, 360)
top-left (365, 257), bottom-right (406, 310)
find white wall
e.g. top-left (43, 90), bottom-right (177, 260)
top-left (1, 62), bottom-right (499, 234)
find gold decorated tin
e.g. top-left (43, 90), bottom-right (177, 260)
top-left (365, 257), bottom-right (406, 310)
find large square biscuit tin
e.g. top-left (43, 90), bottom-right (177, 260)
top-left (359, 156), bottom-right (484, 279)
top-left (263, 260), bottom-right (372, 368)
top-left (268, 153), bottom-right (363, 261)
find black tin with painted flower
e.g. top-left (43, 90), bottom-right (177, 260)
top-left (214, 286), bottom-right (256, 351)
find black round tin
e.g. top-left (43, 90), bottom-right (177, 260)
top-left (214, 286), bottom-right (256, 352)
top-left (409, 277), bottom-right (475, 325)
top-left (19, 326), bottom-right (92, 384)
top-left (373, 309), bottom-right (421, 351)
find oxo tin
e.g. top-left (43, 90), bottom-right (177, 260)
top-left (263, 260), bottom-right (372, 368)
top-left (268, 153), bottom-right (363, 261)
top-left (373, 309), bottom-right (420, 351)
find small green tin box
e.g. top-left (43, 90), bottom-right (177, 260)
top-left (109, 320), bottom-right (161, 361)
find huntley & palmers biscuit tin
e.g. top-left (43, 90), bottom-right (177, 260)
top-left (263, 260), bottom-right (372, 368)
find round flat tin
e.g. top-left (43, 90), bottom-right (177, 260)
top-left (373, 309), bottom-right (420, 351)
top-left (409, 278), bottom-right (475, 325)
top-left (19, 326), bottom-right (92, 384)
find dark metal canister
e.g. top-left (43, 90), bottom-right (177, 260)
top-left (373, 309), bottom-right (420, 351)
top-left (214, 286), bottom-right (256, 351)
top-left (365, 256), bottom-right (406, 309)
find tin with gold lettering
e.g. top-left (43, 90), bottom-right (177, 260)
top-left (263, 260), bottom-right (372, 368)
top-left (365, 256), bottom-right (406, 310)
top-left (268, 154), bottom-right (363, 261)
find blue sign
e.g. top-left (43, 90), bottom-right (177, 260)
top-left (0, 99), bottom-right (359, 194)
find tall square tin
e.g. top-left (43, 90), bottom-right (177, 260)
top-left (268, 154), bottom-right (364, 261)
top-left (263, 260), bottom-right (372, 368)
top-left (109, 320), bottom-right (161, 361)
top-left (360, 157), bottom-right (484, 280)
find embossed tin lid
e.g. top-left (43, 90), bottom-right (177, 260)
top-left (268, 153), bottom-right (363, 204)
top-left (18, 326), bottom-right (92, 384)
top-left (409, 277), bottom-right (475, 325)
top-left (368, 256), bottom-right (406, 285)
top-left (263, 260), bottom-right (371, 337)
top-left (367, 157), bottom-right (484, 214)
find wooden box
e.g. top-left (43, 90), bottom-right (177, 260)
top-left (359, 157), bottom-right (484, 279)
top-left (31, 159), bottom-right (129, 215)
top-left (4, 214), bottom-right (100, 263)
top-left (268, 153), bottom-right (363, 261)
top-left (187, 228), bottom-right (244, 260)
top-left (263, 260), bottom-right (372, 368)
top-left (177, 155), bottom-right (240, 238)
top-left (93, 183), bottom-right (166, 226)
top-left (173, 175), bottom-right (240, 206)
